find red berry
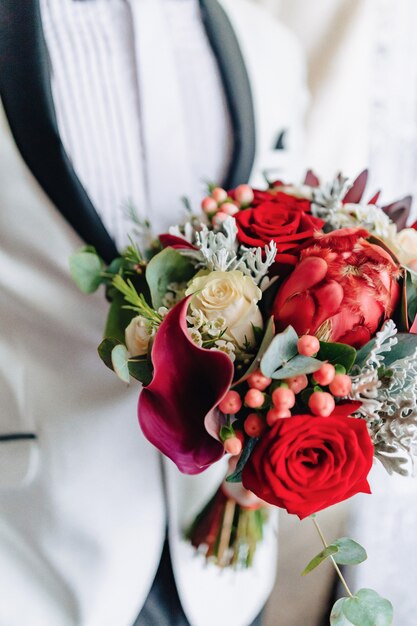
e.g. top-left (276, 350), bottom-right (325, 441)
top-left (244, 388), bottom-right (265, 409)
top-left (313, 363), bottom-right (336, 386)
top-left (219, 390), bottom-right (242, 415)
top-left (329, 374), bottom-right (352, 397)
top-left (271, 386), bottom-right (295, 410)
top-left (244, 413), bottom-right (265, 437)
top-left (212, 187), bottom-right (228, 204)
top-left (285, 374), bottom-right (308, 394)
top-left (221, 202), bottom-right (239, 216)
top-left (212, 211), bottom-right (229, 227)
top-left (234, 430), bottom-right (245, 445)
top-left (297, 335), bottom-right (320, 357)
top-left (234, 184), bottom-right (254, 206)
top-left (201, 196), bottom-right (218, 214)
top-left (266, 408), bottom-right (291, 426)
top-left (308, 391), bottom-right (335, 417)
top-left (224, 436), bottom-right (243, 456)
top-left (247, 370), bottom-right (272, 391)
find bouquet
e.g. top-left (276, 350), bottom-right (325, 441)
top-left (71, 170), bottom-right (417, 625)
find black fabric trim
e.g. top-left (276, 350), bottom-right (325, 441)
top-left (0, 433), bottom-right (37, 443)
top-left (0, 1), bottom-right (118, 263)
top-left (200, 0), bottom-right (256, 189)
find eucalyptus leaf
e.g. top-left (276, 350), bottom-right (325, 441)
top-left (104, 292), bottom-right (137, 344)
top-left (271, 355), bottom-right (323, 380)
top-left (146, 247), bottom-right (195, 309)
top-left (128, 358), bottom-right (153, 386)
top-left (233, 317), bottom-right (275, 386)
top-left (383, 333), bottom-right (417, 366)
top-left (226, 437), bottom-right (258, 483)
top-left (343, 589), bottom-right (393, 626)
top-left (69, 249), bottom-right (104, 293)
top-left (331, 598), bottom-right (353, 626)
top-left (111, 345), bottom-right (130, 384)
top-left (260, 326), bottom-right (298, 377)
top-left (332, 538), bottom-right (367, 566)
top-left (98, 337), bottom-right (121, 371)
top-left (318, 342), bottom-right (357, 372)
top-left (302, 545), bottom-right (338, 576)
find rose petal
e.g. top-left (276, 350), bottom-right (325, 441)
top-left (138, 297), bottom-right (234, 474)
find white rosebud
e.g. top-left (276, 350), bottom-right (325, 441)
top-left (395, 228), bottom-right (417, 267)
top-left (125, 315), bottom-right (152, 356)
top-left (185, 270), bottom-right (263, 348)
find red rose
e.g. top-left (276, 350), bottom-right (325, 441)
top-left (242, 409), bottom-right (373, 519)
top-left (273, 228), bottom-right (401, 348)
top-left (234, 191), bottom-right (324, 267)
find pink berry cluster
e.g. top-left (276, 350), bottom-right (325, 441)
top-left (218, 333), bottom-right (353, 457)
top-left (201, 184), bottom-right (254, 227)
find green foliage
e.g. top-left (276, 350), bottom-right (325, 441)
top-left (260, 326), bottom-right (323, 379)
top-left (146, 247), bottom-right (195, 309)
top-left (331, 589), bottom-right (393, 626)
top-left (303, 537), bottom-right (367, 576)
top-left (104, 292), bottom-right (137, 344)
top-left (318, 342), bottom-right (357, 373)
top-left (111, 344), bottom-right (130, 384)
top-left (128, 358), bottom-right (153, 386)
top-left (98, 337), bottom-right (121, 370)
top-left (233, 317), bottom-right (275, 386)
top-left (69, 248), bottom-right (104, 293)
top-left (226, 437), bottom-right (258, 483)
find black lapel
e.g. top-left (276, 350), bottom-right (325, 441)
top-left (0, 0), bottom-right (118, 263)
top-left (200, 0), bottom-right (256, 189)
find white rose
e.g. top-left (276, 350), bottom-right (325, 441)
top-left (395, 228), bottom-right (417, 267)
top-left (185, 270), bottom-right (263, 348)
top-left (125, 315), bottom-right (152, 356)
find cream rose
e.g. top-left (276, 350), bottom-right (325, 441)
top-left (185, 270), bottom-right (263, 348)
top-left (125, 315), bottom-right (152, 356)
top-left (395, 228), bottom-right (417, 268)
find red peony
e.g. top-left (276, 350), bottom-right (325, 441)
top-left (273, 228), bottom-right (401, 348)
top-left (234, 191), bottom-right (324, 267)
top-left (242, 407), bottom-right (373, 519)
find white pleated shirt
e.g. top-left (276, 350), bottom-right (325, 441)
top-left (40, 0), bottom-right (232, 249)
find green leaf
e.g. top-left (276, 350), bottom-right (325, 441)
top-left (332, 537), bottom-right (367, 566)
top-left (271, 354), bottom-right (323, 379)
top-left (318, 342), bottom-right (357, 373)
top-left (330, 598), bottom-right (352, 626)
top-left (343, 589), bottom-right (393, 626)
top-left (383, 332), bottom-right (417, 366)
top-left (111, 345), bottom-right (130, 384)
top-left (407, 269), bottom-right (417, 324)
top-left (128, 358), bottom-right (153, 386)
top-left (145, 247), bottom-right (195, 309)
top-left (104, 292), bottom-right (137, 344)
top-left (98, 337), bottom-right (121, 370)
top-left (260, 326), bottom-right (299, 377)
top-left (226, 437), bottom-right (258, 483)
top-left (69, 249), bottom-right (104, 293)
top-left (302, 545), bottom-right (339, 575)
top-left (233, 317), bottom-right (275, 386)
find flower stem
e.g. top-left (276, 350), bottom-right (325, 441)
top-left (311, 516), bottom-right (354, 599)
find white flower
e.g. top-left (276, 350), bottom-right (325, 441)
top-left (207, 315), bottom-right (227, 336)
top-left (187, 328), bottom-right (203, 347)
top-left (125, 315), bottom-right (153, 356)
top-left (211, 339), bottom-right (236, 362)
top-left (185, 270), bottom-right (263, 348)
top-left (394, 228), bottom-right (417, 267)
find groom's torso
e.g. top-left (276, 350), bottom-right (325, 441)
top-left (0, 2), bottom-right (306, 625)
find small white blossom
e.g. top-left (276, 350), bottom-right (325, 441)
top-left (211, 339), bottom-right (236, 362)
top-left (187, 328), bottom-right (203, 347)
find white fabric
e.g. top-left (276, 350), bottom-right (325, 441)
top-left (40, 0), bottom-right (232, 248)
top-left (0, 1), bottom-right (307, 625)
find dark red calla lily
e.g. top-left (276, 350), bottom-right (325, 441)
top-left (138, 297), bottom-right (234, 474)
top-left (159, 234), bottom-right (197, 250)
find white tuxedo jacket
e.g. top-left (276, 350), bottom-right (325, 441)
top-left (0, 1), bottom-right (306, 625)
